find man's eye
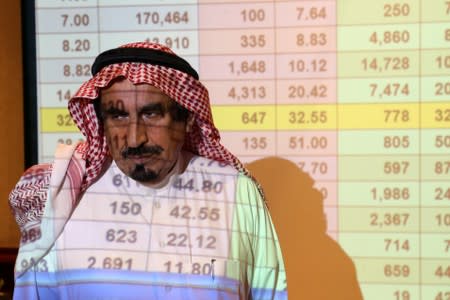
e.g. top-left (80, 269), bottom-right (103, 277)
top-left (109, 112), bottom-right (128, 120)
top-left (142, 111), bottom-right (161, 119)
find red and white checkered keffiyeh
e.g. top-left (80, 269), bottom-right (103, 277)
top-left (69, 41), bottom-right (246, 190)
top-left (9, 42), bottom-right (253, 278)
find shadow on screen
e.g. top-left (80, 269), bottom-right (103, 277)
top-left (246, 157), bottom-right (363, 300)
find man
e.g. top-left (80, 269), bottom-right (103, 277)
top-left (9, 42), bottom-right (287, 299)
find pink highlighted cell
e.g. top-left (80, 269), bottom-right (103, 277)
top-left (199, 29), bottom-right (274, 55)
top-left (203, 80), bottom-right (275, 105)
top-left (199, 2), bottom-right (274, 29)
top-left (220, 131), bottom-right (276, 157)
top-left (277, 131), bottom-right (337, 156)
top-left (277, 53), bottom-right (336, 79)
top-left (276, 26), bottom-right (336, 53)
top-left (199, 54), bottom-right (274, 80)
top-left (276, 1), bottom-right (336, 27)
top-left (285, 155), bottom-right (337, 181)
top-left (277, 79), bottom-right (337, 104)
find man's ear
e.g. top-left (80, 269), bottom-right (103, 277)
top-left (186, 113), bottom-right (195, 133)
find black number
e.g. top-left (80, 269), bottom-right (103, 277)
top-left (20, 258), bottom-right (48, 272)
top-left (110, 201), bottom-right (142, 215)
top-left (170, 206), bottom-right (220, 221)
top-left (88, 257), bottom-right (133, 270)
top-left (87, 256), bottom-right (96, 268)
top-left (106, 229), bottom-right (137, 243)
top-left (167, 233), bottom-right (188, 247)
top-left (196, 235), bottom-right (216, 249)
top-left (173, 178), bottom-right (195, 191)
top-left (61, 13), bottom-right (90, 27)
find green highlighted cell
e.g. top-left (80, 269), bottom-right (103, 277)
top-left (359, 284), bottom-right (419, 300)
top-left (421, 207), bottom-right (450, 233)
top-left (421, 49), bottom-right (450, 76)
top-left (339, 181), bottom-right (419, 206)
top-left (422, 23), bottom-right (450, 49)
top-left (338, 0), bottom-right (419, 25)
top-left (421, 156), bottom-right (450, 180)
top-left (353, 257), bottom-right (419, 284)
top-left (422, 286), bottom-right (450, 300)
top-left (338, 130), bottom-right (419, 154)
top-left (421, 181), bottom-right (450, 206)
top-left (421, 234), bottom-right (450, 258)
top-left (421, 259), bottom-right (450, 285)
top-left (338, 50), bottom-right (419, 78)
top-left (339, 207), bottom-right (419, 233)
top-left (338, 24), bottom-right (419, 51)
top-left (339, 155), bottom-right (419, 181)
top-left (338, 232), bottom-right (419, 258)
top-left (421, 76), bottom-right (450, 103)
top-left (422, 1), bottom-right (450, 22)
top-left (338, 77), bottom-right (420, 103)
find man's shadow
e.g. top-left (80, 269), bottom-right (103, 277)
top-left (246, 157), bottom-right (363, 300)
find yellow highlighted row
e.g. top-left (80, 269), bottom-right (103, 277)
top-left (41, 103), bottom-right (450, 132)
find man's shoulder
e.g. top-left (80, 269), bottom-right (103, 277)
top-left (9, 163), bottom-right (53, 228)
top-left (9, 142), bottom-right (87, 228)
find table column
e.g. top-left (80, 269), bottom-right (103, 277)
top-left (36, 0), bottom-right (100, 162)
top-left (275, 1), bottom-right (338, 239)
top-left (337, 1), bottom-right (421, 299)
top-left (98, 1), bottom-right (199, 65)
top-left (420, 1), bottom-right (450, 299)
top-left (198, 1), bottom-right (275, 161)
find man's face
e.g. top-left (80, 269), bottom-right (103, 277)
top-left (100, 79), bottom-right (192, 186)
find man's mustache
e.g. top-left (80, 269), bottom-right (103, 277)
top-left (121, 145), bottom-right (164, 158)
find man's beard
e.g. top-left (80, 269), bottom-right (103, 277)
top-left (130, 164), bottom-right (158, 182)
top-left (121, 145), bottom-right (164, 182)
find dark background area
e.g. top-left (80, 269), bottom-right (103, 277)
top-left (0, 249), bottom-right (16, 300)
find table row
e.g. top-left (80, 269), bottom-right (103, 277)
top-left (335, 233), bottom-right (450, 259)
top-left (240, 155), bottom-right (450, 181)
top-left (18, 215), bottom-right (450, 258)
top-left (351, 257), bottom-right (450, 285)
top-left (37, 51), bottom-right (450, 82)
top-left (40, 103), bottom-right (450, 132)
top-left (259, 179), bottom-right (450, 207)
top-left (36, 1), bottom-right (450, 28)
top-left (325, 206), bottom-right (450, 233)
top-left (17, 239), bottom-right (450, 284)
top-left (359, 283), bottom-right (450, 300)
top-left (41, 130), bottom-right (450, 156)
top-left (40, 77), bottom-right (450, 106)
top-left (37, 24), bottom-right (450, 52)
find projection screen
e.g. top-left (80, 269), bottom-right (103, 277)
top-left (22, 1), bottom-right (450, 299)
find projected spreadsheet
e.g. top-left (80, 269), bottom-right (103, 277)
top-left (34, 1), bottom-right (449, 299)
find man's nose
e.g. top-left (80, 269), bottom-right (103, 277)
top-left (126, 120), bottom-right (148, 148)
